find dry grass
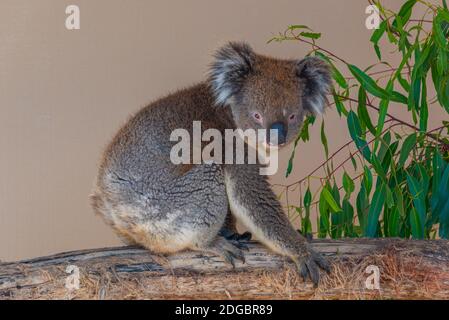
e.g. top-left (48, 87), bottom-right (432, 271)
top-left (256, 248), bottom-right (449, 300)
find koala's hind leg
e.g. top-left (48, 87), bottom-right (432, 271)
top-left (93, 163), bottom-right (247, 266)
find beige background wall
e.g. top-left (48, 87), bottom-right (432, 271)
top-left (0, 0), bottom-right (443, 261)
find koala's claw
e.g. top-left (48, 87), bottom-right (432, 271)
top-left (312, 251), bottom-right (331, 273)
top-left (222, 249), bottom-right (245, 268)
top-left (229, 237), bottom-right (251, 252)
top-left (219, 230), bottom-right (252, 251)
top-left (210, 236), bottom-right (246, 268)
top-left (228, 240), bottom-right (249, 252)
top-left (293, 249), bottom-right (330, 287)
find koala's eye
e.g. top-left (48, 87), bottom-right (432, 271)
top-left (288, 113), bottom-right (296, 123)
top-left (252, 112), bottom-right (263, 124)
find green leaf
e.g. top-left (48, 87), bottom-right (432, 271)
top-left (408, 46), bottom-right (424, 115)
top-left (363, 165), bottom-right (373, 195)
top-left (385, 141), bottom-right (399, 173)
top-left (301, 216), bottom-right (312, 236)
top-left (397, 73), bottom-right (410, 93)
top-left (437, 48), bottom-right (448, 76)
top-left (370, 20), bottom-right (387, 60)
top-left (365, 181), bottom-right (386, 237)
top-left (398, 133), bottom-right (417, 168)
top-left (347, 64), bottom-right (390, 100)
top-left (300, 32), bottom-right (321, 39)
top-left (392, 42), bottom-right (418, 84)
top-left (393, 0), bottom-right (417, 28)
top-left (431, 150), bottom-right (445, 217)
top-left (439, 199), bottom-right (449, 239)
top-left (374, 80), bottom-right (393, 152)
top-left (432, 63), bottom-right (449, 113)
top-left (286, 157), bottom-right (293, 177)
top-left (374, 44), bottom-right (382, 61)
top-left (304, 187), bottom-right (312, 208)
top-left (433, 10), bottom-right (449, 49)
top-left (417, 164), bottom-right (430, 196)
top-left (356, 184), bottom-right (368, 230)
top-left (288, 25), bottom-right (311, 31)
top-left (414, 42), bottom-right (433, 73)
top-left (332, 68), bottom-right (348, 89)
top-left (349, 152), bottom-right (358, 171)
top-left (410, 208), bottom-right (424, 239)
top-left (388, 207), bottom-right (401, 237)
top-left (386, 185), bottom-right (394, 209)
top-left (321, 187), bottom-right (342, 213)
top-left (431, 162), bottom-right (449, 218)
top-left (332, 90), bottom-right (349, 116)
top-left (390, 90), bottom-right (408, 104)
top-left (420, 77), bottom-right (428, 132)
top-left (407, 173), bottom-right (426, 227)
top-left (343, 172), bottom-right (355, 199)
top-left (342, 199), bottom-right (355, 237)
top-left (357, 87), bottom-right (376, 135)
top-left (299, 115), bottom-right (315, 142)
top-left (286, 116), bottom-right (315, 177)
top-left (302, 187), bottom-right (313, 235)
top-left (371, 155), bottom-right (387, 180)
top-left (321, 120), bottom-right (329, 159)
top-left (370, 20), bottom-right (387, 44)
top-left (347, 111), bottom-right (372, 161)
top-left (377, 131), bottom-right (391, 163)
top-left (318, 190), bottom-right (330, 238)
top-left (394, 185), bottom-right (406, 218)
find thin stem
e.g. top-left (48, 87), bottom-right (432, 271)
top-left (285, 30), bottom-right (349, 65)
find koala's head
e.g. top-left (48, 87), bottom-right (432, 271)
top-left (209, 42), bottom-right (332, 147)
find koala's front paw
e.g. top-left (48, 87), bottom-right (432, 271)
top-left (292, 247), bottom-right (330, 287)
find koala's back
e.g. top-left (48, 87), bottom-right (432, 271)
top-left (91, 82), bottom-right (229, 251)
top-left (97, 83), bottom-right (218, 190)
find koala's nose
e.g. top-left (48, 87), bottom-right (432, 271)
top-left (267, 122), bottom-right (287, 145)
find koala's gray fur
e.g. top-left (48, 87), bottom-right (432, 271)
top-left (91, 42), bottom-right (332, 284)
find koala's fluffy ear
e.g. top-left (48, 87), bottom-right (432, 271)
top-left (209, 42), bottom-right (255, 106)
top-left (296, 57), bottom-right (332, 115)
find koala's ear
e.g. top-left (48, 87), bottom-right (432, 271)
top-left (209, 41), bottom-right (255, 106)
top-left (296, 57), bottom-right (332, 115)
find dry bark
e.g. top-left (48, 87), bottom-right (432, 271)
top-left (1, 239), bottom-right (448, 300)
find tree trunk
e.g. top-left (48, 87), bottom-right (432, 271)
top-left (1, 239), bottom-right (448, 300)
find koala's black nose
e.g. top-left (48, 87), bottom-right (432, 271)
top-left (268, 122), bottom-right (287, 145)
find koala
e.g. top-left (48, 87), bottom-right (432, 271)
top-left (91, 42), bottom-right (332, 285)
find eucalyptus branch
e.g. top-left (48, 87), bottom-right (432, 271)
top-left (337, 95), bottom-right (448, 145)
top-left (274, 0), bottom-right (449, 240)
top-left (283, 121), bottom-right (397, 189)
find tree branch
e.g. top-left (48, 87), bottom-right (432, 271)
top-left (1, 239), bottom-right (448, 299)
